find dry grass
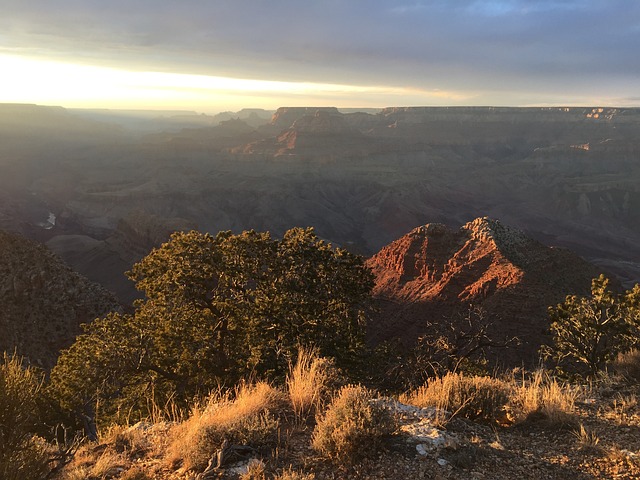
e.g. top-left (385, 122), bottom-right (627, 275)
top-left (99, 423), bottom-right (150, 459)
top-left (120, 465), bottom-right (152, 480)
top-left (606, 392), bottom-right (638, 425)
top-left (167, 381), bottom-right (285, 471)
top-left (239, 458), bottom-right (267, 480)
top-left (613, 349), bottom-right (640, 383)
top-left (572, 423), bottom-right (601, 452)
top-left (63, 450), bottom-right (125, 480)
top-left (287, 348), bottom-right (333, 420)
top-left (400, 372), bottom-right (511, 423)
top-left (274, 468), bottom-right (316, 479)
top-left (511, 370), bottom-right (578, 426)
top-left (312, 385), bottom-right (394, 463)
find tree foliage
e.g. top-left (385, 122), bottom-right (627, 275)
top-left (49, 227), bottom-right (374, 422)
top-left (542, 275), bottom-right (640, 375)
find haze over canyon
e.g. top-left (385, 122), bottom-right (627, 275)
top-left (1, 104), bottom-right (637, 305)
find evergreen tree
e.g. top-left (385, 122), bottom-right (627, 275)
top-left (542, 275), bottom-right (640, 375)
top-left (49, 227), bottom-right (373, 422)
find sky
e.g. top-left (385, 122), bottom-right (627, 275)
top-left (0, 0), bottom-right (639, 113)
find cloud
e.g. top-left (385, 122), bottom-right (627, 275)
top-left (1, 0), bottom-right (639, 105)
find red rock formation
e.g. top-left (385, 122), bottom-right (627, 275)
top-left (366, 217), bottom-right (608, 366)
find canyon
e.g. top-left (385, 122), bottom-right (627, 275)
top-left (1, 103), bottom-right (638, 310)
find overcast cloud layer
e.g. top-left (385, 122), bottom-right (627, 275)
top-left (1, 0), bottom-right (639, 107)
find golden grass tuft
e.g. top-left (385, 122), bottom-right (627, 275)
top-left (287, 348), bottom-right (333, 420)
top-left (400, 372), bottom-right (511, 423)
top-left (572, 423), bottom-right (600, 452)
top-left (167, 381), bottom-right (285, 471)
top-left (64, 450), bottom-right (125, 480)
top-left (511, 369), bottom-right (578, 426)
top-left (239, 459), bottom-right (267, 480)
top-left (613, 349), bottom-right (640, 383)
top-left (274, 468), bottom-right (316, 480)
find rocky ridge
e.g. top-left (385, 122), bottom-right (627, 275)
top-left (366, 217), bottom-right (607, 365)
top-left (0, 230), bottom-right (120, 368)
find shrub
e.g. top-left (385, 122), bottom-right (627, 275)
top-left (0, 352), bottom-right (51, 480)
top-left (167, 382), bottom-right (284, 471)
top-left (542, 275), bottom-right (640, 376)
top-left (312, 385), bottom-right (394, 463)
top-left (400, 372), bottom-right (511, 423)
top-left (0, 436), bottom-right (51, 480)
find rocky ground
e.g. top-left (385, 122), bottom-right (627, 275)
top-left (56, 378), bottom-right (640, 480)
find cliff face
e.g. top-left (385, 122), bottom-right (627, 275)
top-left (366, 218), bottom-right (607, 365)
top-left (0, 230), bottom-right (120, 369)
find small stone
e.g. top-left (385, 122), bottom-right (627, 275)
top-left (437, 458), bottom-right (449, 466)
top-left (416, 444), bottom-right (428, 456)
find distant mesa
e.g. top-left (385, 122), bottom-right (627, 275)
top-left (366, 217), bottom-right (608, 366)
top-left (269, 106), bottom-right (341, 130)
top-left (240, 107), bottom-right (371, 157)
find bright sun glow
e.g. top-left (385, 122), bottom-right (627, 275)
top-left (0, 54), bottom-right (470, 112)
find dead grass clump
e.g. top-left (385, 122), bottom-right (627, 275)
top-left (274, 468), bottom-right (316, 479)
top-left (287, 348), bottom-right (335, 420)
top-left (239, 458), bottom-right (267, 480)
top-left (511, 370), bottom-right (578, 426)
top-left (167, 381), bottom-right (284, 472)
top-left (609, 393), bottom-right (638, 424)
top-left (99, 423), bottom-right (150, 459)
top-left (613, 349), bottom-right (640, 383)
top-left (120, 465), bottom-right (152, 480)
top-left (400, 372), bottom-right (511, 423)
top-left (312, 385), bottom-right (394, 463)
top-left (572, 423), bottom-right (601, 453)
top-left (63, 450), bottom-right (125, 480)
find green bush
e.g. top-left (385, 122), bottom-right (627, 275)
top-left (542, 275), bottom-right (640, 376)
top-left (312, 385), bottom-right (394, 463)
top-left (50, 228), bottom-right (373, 423)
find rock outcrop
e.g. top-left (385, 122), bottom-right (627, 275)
top-left (0, 230), bottom-right (120, 368)
top-left (366, 218), bottom-right (607, 366)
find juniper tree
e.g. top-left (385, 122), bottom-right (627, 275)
top-left (542, 274), bottom-right (640, 376)
top-left (49, 227), bottom-right (373, 423)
